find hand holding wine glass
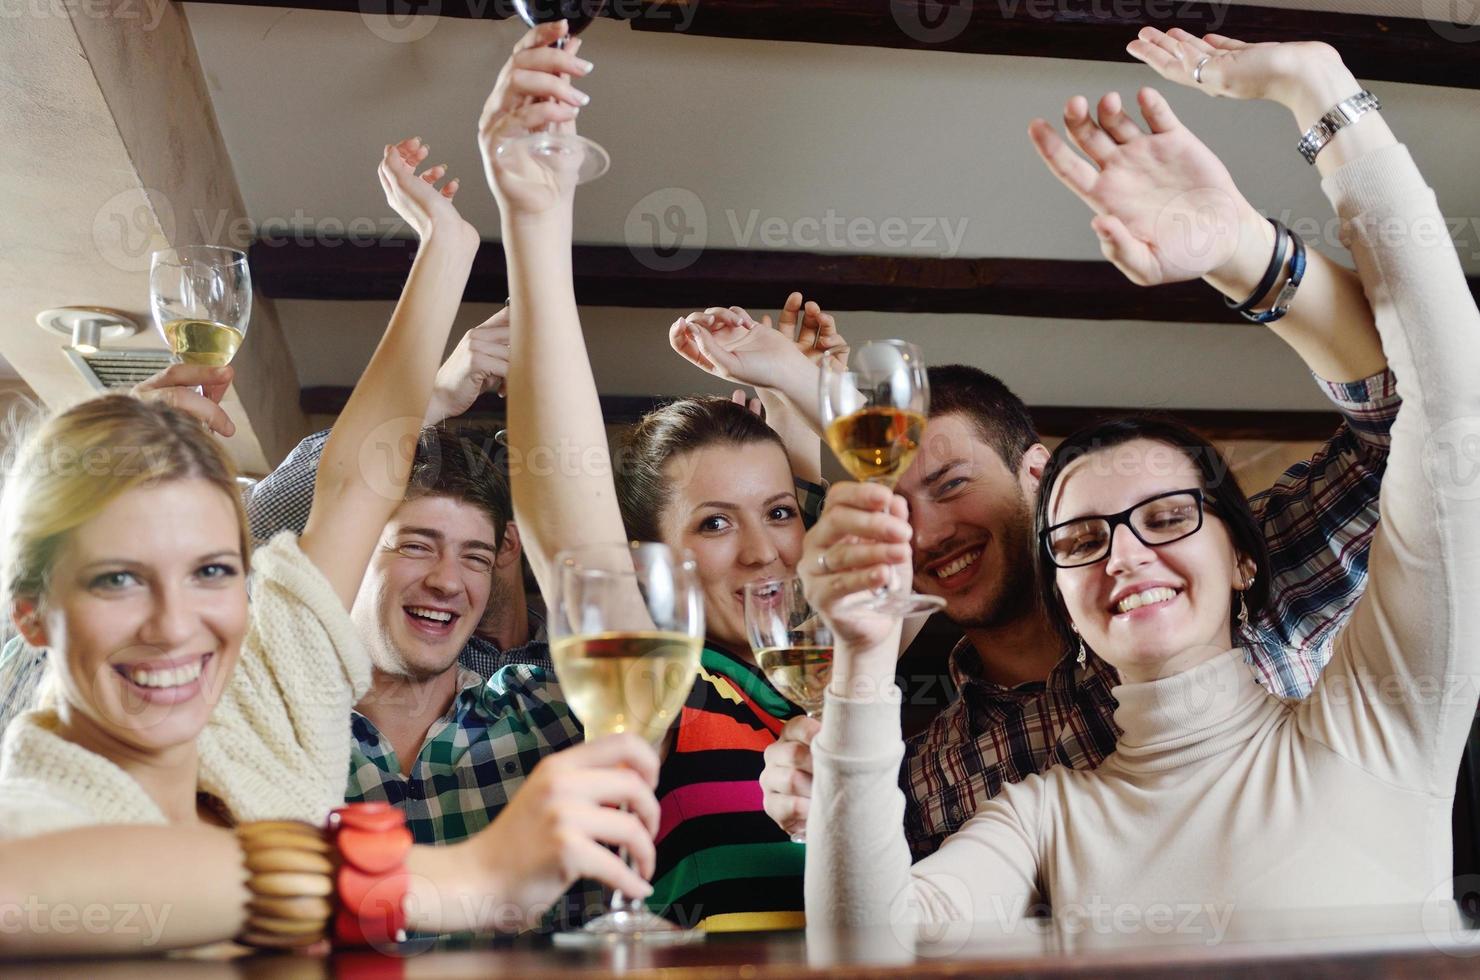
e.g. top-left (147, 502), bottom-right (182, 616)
top-left (547, 542), bottom-right (704, 945)
top-left (131, 363), bottom-right (237, 437)
top-left (819, 340), bottom-right (944, 617)
top-left (479, 22), bottom-right (596, 210)
top-left (149, 245), bottom-right (252, 400)
top-left (797, 481), bottom-right (914, 657)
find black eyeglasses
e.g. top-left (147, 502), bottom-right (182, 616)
top-left (1041, 488), bottom-right (1207, 569)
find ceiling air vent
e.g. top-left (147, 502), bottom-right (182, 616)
top-left (63, 347), bottom-right (175, 392)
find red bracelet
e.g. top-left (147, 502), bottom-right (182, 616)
top-left (329, 802), bottom-right (413, 948)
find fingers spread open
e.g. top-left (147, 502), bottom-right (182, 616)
top-left (1137, 87), bottom-right (1181, 135)
top-left (1027, 119), bottom-right (1099, 210)
top-left (1063, 95), bottom-right (1119, 167)
top-left (1096, 91), bottom-right (1143, 145)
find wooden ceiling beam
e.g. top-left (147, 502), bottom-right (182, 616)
top-left (185, 0), bottom-right (1480, 91)
top-left (301, 385), bottom-right (1343, 442)
top-left (251, 236), bottom-right (1480, 324)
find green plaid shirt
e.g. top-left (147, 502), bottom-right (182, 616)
top-left (346, 663), bottom-right (602, 927)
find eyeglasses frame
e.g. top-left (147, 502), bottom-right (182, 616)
top-left (1040, 487), bottom-right (1209, 569)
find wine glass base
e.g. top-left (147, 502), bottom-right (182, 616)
top-left (497, 132), bottom-right (610, 184)
top-left (552, 908), bottom-right (703, 947)
top-left (841, 590), bottom-right (947, 618)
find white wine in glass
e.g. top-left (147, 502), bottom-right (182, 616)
top-left (744, 577), bottom-right (831, 843)
top-left (549, 542), bottom-right (704, 946)
top-left (819, 340), bottom-right (945, 617)
top-left (150, 246), bottom-right (252, 378)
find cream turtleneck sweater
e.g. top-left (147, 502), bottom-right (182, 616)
top-left (0, 532), bottom-right (371, 836)
top-left (808, 144), bottom-right (1480, 928)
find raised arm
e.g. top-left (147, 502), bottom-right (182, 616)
top-left (1027, 74), bottom-right (1383, 384)
top-left (477, 23), bottom-right (614, 596)
top-left (244, 308), bottom-right (511, 544)
top-left (1170, 40), bottom-right (1480, 789)
top-left (299, 138), bottom-right (480, 606)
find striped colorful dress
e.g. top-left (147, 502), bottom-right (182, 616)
top-left (647, 645), bottom-right (805, 932)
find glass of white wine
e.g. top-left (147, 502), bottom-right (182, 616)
top-left (149, 246), bottom-right (251, 377)
top-left (819, 340), bottom-right (945, 617)
top-left (743, 576), bottom-right (832, 843)
top-left (548, 541), bottom-right (705, 946)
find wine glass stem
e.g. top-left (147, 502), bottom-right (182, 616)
top-left (609, 801), bottom-right (644, 916)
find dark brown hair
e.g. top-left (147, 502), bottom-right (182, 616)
top-left (408, 426), bottom-right (511, 549)
top-left (926, 364), bottom-right (1039, 472)
top-left (1032, 416), bottom-right (1271, 655)
top-left (614, 397), bottom-right (786, 543)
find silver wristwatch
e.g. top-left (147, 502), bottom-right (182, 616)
top-left (1297, 90), bottom-right (1381, 165)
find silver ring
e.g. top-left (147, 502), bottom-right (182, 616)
top-left (1193, 55), bottom-right (1211, 85)
top-left (816, 551), bottom-right (831, 574)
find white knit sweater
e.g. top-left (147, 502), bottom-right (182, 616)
top-left (0, 533), bottom-right (371, 836)
top-left (808, 145), bottom-right (1480, 928)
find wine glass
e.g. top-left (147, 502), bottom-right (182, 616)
top-left (548, 542), bottom-right (705, 946)
top-left (743, 577), bottom-right (832, 843)
top-left (149, 246), bottom-right (252, 370)
top-left (501, 0), bottom-right (610, 185)
top-left (819, 340), bottom-right (946, 617)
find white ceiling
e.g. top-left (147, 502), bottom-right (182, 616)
top-left (181, 3), bottom-right (1480, 412)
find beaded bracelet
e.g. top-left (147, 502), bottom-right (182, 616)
top-left (235, 803), bottom-right (411, 950)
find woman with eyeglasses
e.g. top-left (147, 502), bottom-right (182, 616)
top-left (803, 33), bottom-right (1480, 929)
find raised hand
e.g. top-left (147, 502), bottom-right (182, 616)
top-left (1127, 27), bottom-right (1344, 107)
top-left (478, 22), bottom-right (592, 216)
top-left (1028, 88), bottom-right (1254, 285)
top-left (131, 363), bottom-right (236, 437)
top-left (425, 306), bottom-right (512, 425)
top-left (668, 292), bottom-right (845, 392)
top-left (379, 137), bottom-right (473, 242)
top-left (799, 482), bottom-right (912, 656)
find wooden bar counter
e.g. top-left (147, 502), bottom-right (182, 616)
top-left (14, 902), bottom-right (1480, 978)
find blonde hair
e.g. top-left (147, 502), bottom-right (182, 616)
top-left (0, 395), bottom-right (251, 613)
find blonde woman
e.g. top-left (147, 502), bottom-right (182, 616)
top-left (0, 129), bottom-right (660, 955)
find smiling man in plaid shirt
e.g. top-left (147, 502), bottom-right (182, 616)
top-left (246, 317), bottom-right (609, 927)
